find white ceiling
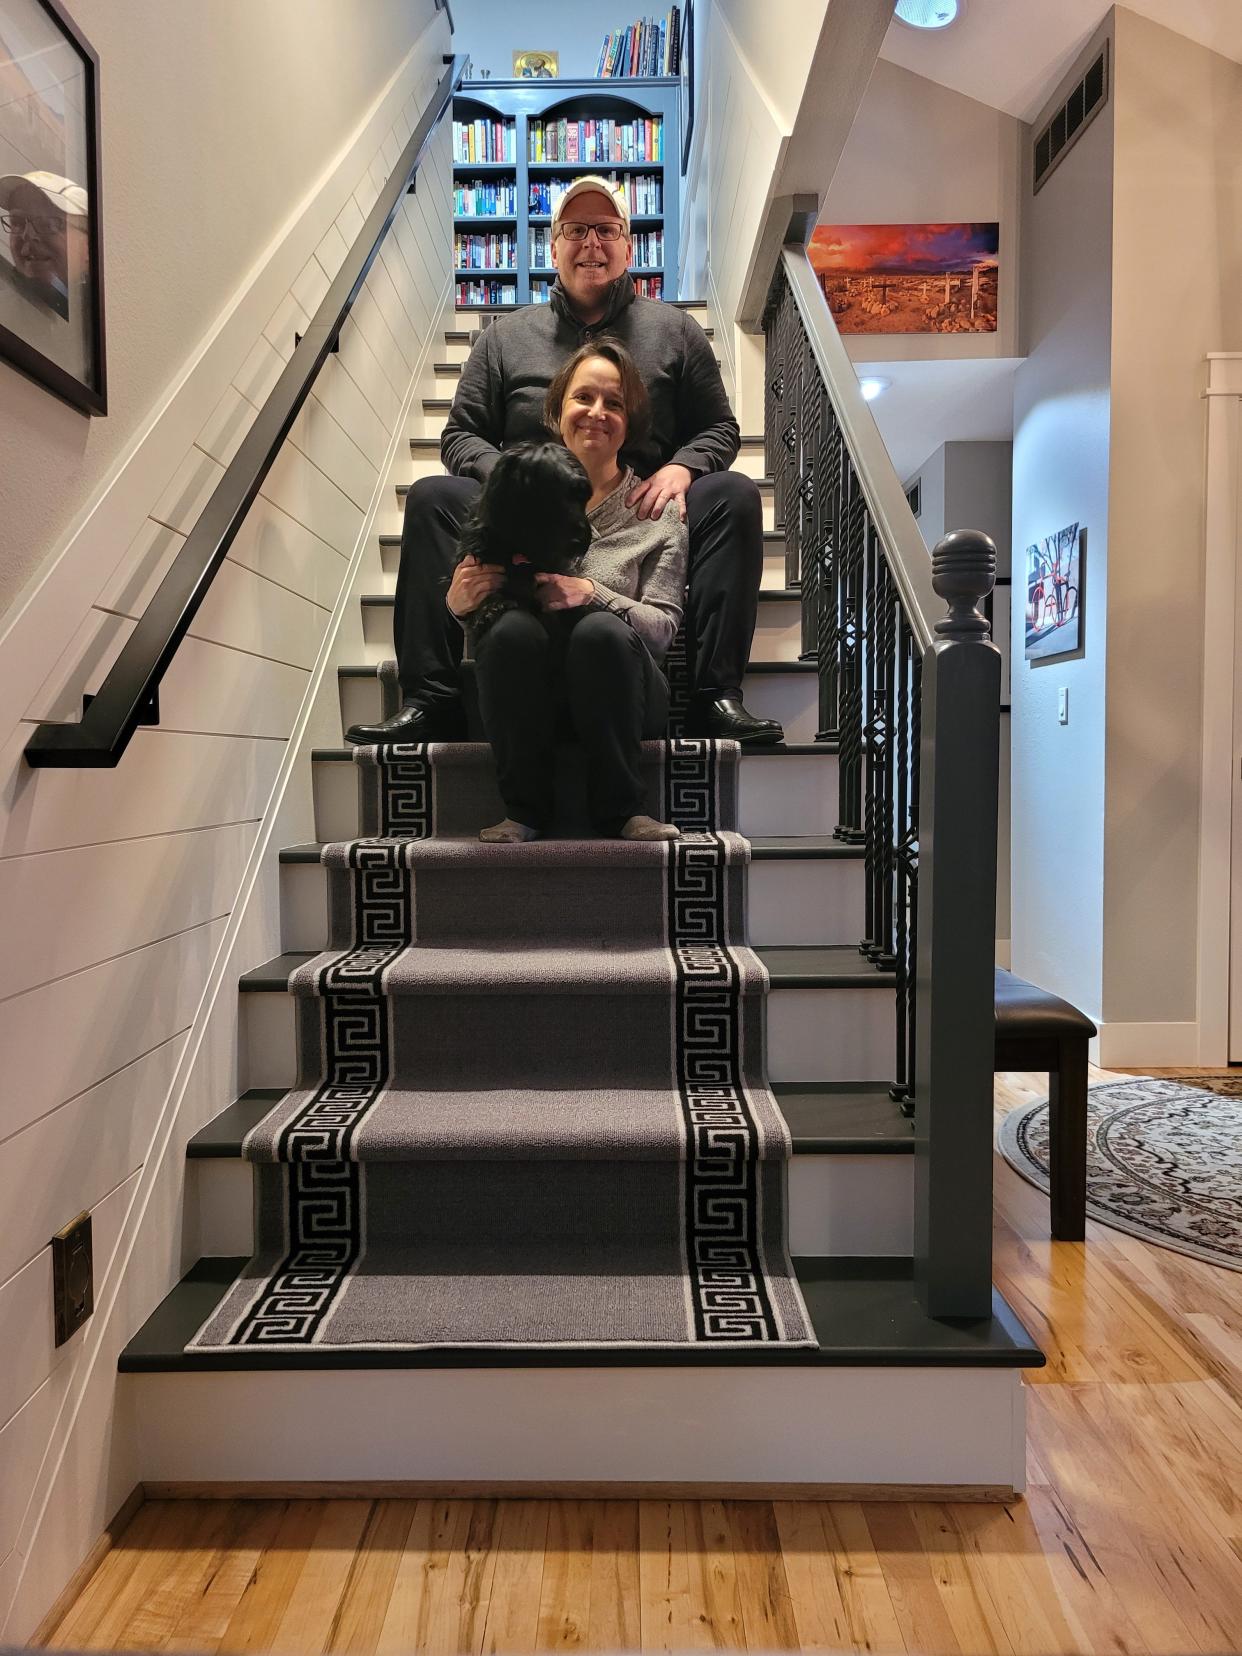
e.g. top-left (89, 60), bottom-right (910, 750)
top-left (879, 0), bottom-right (1242, 121)
top-left (854, 357), bottom-right (1021, 482)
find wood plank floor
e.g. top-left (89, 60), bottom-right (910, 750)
top-left (40, 1069), bottom-right (1242, 1654)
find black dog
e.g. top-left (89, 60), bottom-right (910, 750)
top-left (455, 441), bottom-right (593, 637)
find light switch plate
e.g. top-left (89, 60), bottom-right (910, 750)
top-left (1058, 687), bottom-right (1069, 725)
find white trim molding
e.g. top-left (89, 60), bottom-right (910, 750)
top-left (1094, 1020), bottom-right (1202, 1070)
top-left (1196, 352), bottom-right (1242, 1064)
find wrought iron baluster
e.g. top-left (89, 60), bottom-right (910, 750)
top-left (797, 333), bottom-right (819, 657)
top-left (816, 419), bottom-right (844, 742)
top-left (874, 558), bottom-right (898, 970)
top-left (835, 463), bottom-right (866, 843)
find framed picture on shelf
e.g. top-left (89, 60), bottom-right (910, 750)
top-left (0, 0), bottom-right (106, 414)
top-left (1024, 522), bottom-right (1083, 662)
top-left (680, 0), bottom-right (694, 174)
top-left (513, 49), bottom-right (558, 78)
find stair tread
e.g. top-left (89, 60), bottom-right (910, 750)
top-left (358, 589), bottom-right (802, 607)
top-left (191, 1082), bottom-right (910, 1161)
top-left (240, 944), bottom-right (891, 993)
top-left (118, 1253), bottom-right (1042, 1371)
top-left (378, 527), bottom-right (790, 543)
top-left (311, 740), bottom-right (836, 759)
top-left (279, 835), bottom-right (863, 864)
top-left (397, 476), bottom-right (774, 495)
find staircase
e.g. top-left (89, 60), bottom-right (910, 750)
top-left (120, 302), bottom-right (1040, 1496)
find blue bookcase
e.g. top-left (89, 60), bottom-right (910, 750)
top-left (452, 78), bottom-right (681, 309)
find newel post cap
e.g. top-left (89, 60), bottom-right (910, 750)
top-left (931, 529), bottom-right (998, 640)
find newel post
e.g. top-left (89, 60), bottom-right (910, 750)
top-left (913, 530), bottom-right (1002, 1319)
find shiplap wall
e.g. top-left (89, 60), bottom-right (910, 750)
top-left (0, 11), bottom-right (453, 1638)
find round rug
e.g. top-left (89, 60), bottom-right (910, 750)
top-left (997, 1076), bottom-right (1242, 1270)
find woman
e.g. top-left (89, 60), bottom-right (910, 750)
top-left (447, 339), bottom-right (687, 842)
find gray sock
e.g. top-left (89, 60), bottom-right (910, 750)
top-left (619, 815), bottom-right (681, 842)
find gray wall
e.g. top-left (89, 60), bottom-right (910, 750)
top-left (453, 0), bottom-right (621, 80)
top-left (1010, 17), bottom-right (1114, 1024)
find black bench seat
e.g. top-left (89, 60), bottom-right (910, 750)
top-left (994, 967), bottom-right (1097, 1241)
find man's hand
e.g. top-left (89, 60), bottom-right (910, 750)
top-left (535, 573), bottom-right (596, 611)
top-left (446, 554), bottom-right (505, 618)
top-left (627, 463), bottom-right (694, 522)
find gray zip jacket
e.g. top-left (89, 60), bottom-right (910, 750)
top-left (442, 276), bottom-right (740, 482)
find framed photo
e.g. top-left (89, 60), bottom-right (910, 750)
top-left (513, 49), bottom-right (558, 78)
top-left (680, 0), bottom-right (694, 174)
top-left (0, 0), bottom-right (105, 414)
top-left (1025, 523), bottom-right (1083, 661)
top-left (808, 222), bottom-right (999, 335)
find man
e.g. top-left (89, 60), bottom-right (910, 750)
top-left (346, 174), bottom-right (782, 746)
top-left (0, 171), bottom-right (89, 322)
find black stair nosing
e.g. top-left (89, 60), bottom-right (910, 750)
top-left (311, 740), bottom-right (837, 762)
top-left (192, 1082), bottom-right (910, 1162)
top-left (240, 945), bottom-right (891, 994)
top-left (278, 835), bottom-right (863, 866)
top-left (398, 476), bottom-right (775, 498)
top-left (433, 362), bottom-right (464, 373)
top-left (358, 590), bottom-right (804, 611)
top-left (117, 1254), bottom-right (1042, 1373)
top-left (423, 399), bottom-right (453, 412)
top-left (380, 535), bottom-right (791, 552)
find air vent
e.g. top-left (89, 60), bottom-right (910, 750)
top-left (1033, 41), bottom-right (1108, 194)
top-left (906, 480), bottom-right (922, 518)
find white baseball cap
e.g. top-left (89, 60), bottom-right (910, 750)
top-left (551, 175), bottom-right (630, 237)
top-left (0, 171), bottom-right (88, 216)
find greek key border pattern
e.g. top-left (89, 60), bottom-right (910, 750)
top-left (668, 833), bottom-right (780, 1342)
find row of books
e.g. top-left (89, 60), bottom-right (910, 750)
top-left (453, 180), bottom-right (518, 216)
top-left (529, 274), bottom-right (664, 302)
top-left (452, 119), bottom-right (516, 165)
top-left (454, 232), bottom-right (518, 271)
top-left (528, 174), bottom-right (663, 216)
top-left (528, 117), bottom-right (663, 165)
top-left (455, 279), bottom-right (517, 306)
top-left (595, 10), bottom-right (682, 77)
top-left (526, 228), bottom-right (665, 269)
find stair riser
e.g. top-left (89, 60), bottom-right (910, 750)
top-left (386, 486), bottom-right (777, 537)
top-left (378, 539), bottom-right (792, 592)
top-left (311, 752), bottom-right (841, 841)
top-left (126, 1367), bottom-right (1024, 1491)
top-left (356, 600), bottom-right (803, 666)
top-left (242, 978), bottom-right (895, 1089)
top-left (192, 1151), bottom-right (913, 1260)
top-left (279, 854), bottom-right (863, 952)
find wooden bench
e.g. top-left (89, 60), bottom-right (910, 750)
top-left (994, 967), bottom-right (1097, 1241)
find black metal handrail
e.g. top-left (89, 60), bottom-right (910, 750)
top-left (764, 232), bottom-right (1001, 1319)
top-left (25, 51), bottom-right (469, 769)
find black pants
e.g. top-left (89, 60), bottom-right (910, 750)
top-left (474, 607), bottom-right (669, 831)
top-left (393, 469), bottom-right (763, 708)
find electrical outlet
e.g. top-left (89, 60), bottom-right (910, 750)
top-left (52, 1212), bottom-right (93, 1346)
top-left (1058, 687), bottom-right (1069, 725)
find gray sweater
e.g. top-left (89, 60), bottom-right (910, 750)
top-left (442, 276), bottom-right (740, 482)
top-left (580, 468), bottom-right (687, 660)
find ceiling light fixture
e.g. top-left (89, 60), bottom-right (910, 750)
top-left (894, 0), bottom-right (960, 29)
top-left (859, 376), bottom-right (891, 402)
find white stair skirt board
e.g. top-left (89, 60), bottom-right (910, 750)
top-left (242, 976), bottom-right (895, 1090)
top-left (280, 847), bottom-right (863, 953)
top-left (311, 750), bottom-right (840, 842)
top-left (376, 538), bottom-right (791, 593)
top-left (193, 1149), bottom-right (914, 1260)
top-left (126, 1366), bottom-right (1025, 1493)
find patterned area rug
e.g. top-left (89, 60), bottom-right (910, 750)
top-left (997, 1077), bottom-right (1242, 1270)
top-left (189, 737), bottom-right (815, 1351)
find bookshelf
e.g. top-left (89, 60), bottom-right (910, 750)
top-left (452, 79), bottom-right (680, 310)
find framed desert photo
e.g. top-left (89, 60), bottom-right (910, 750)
top-left (809, 223), bottom-right (999, 336)
top-left (0, 0), bottom-right (105, 414)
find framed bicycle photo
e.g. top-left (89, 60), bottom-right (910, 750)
top-left (1025, 522), bottom-right (1082, 661)
top-left (0, 0), bottom-right (106, 414)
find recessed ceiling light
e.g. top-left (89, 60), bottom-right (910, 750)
top-left (894, 0), bottom-right (961, 29)
top-left (859, 376), bottom-right (891, 402)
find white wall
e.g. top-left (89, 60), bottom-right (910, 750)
top-left (453, 0), bottom-right (619, 80)
top-left (0, 3), bottom-right (452, 1637)
top-left (823, 59), bottom-right (1022, 363)
top-left (1101, 8), bottom-right (1242, 1049)
top-left (1009, 18), bottom-right (1113, 1029)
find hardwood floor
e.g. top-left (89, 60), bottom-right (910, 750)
top-left (40, 1069), bottom-right (1242, 1654)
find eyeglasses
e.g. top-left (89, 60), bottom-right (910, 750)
top-left (556, 220), bottom-right (625, 243)
top-left (1, 211), bottom-right (65, 237)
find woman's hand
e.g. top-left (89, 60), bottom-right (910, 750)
top-left (447, 554), bottom-right (505, 618)
top-left (535, 573), bottom-right (596, 611)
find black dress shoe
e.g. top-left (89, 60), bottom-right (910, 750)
top-left (345, 702), bottom-right (465, 746)
top-left (683, 697), bottom-right (784, 746)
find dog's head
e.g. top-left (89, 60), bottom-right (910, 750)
top-left (463, 441), bottom-right (593, 574)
